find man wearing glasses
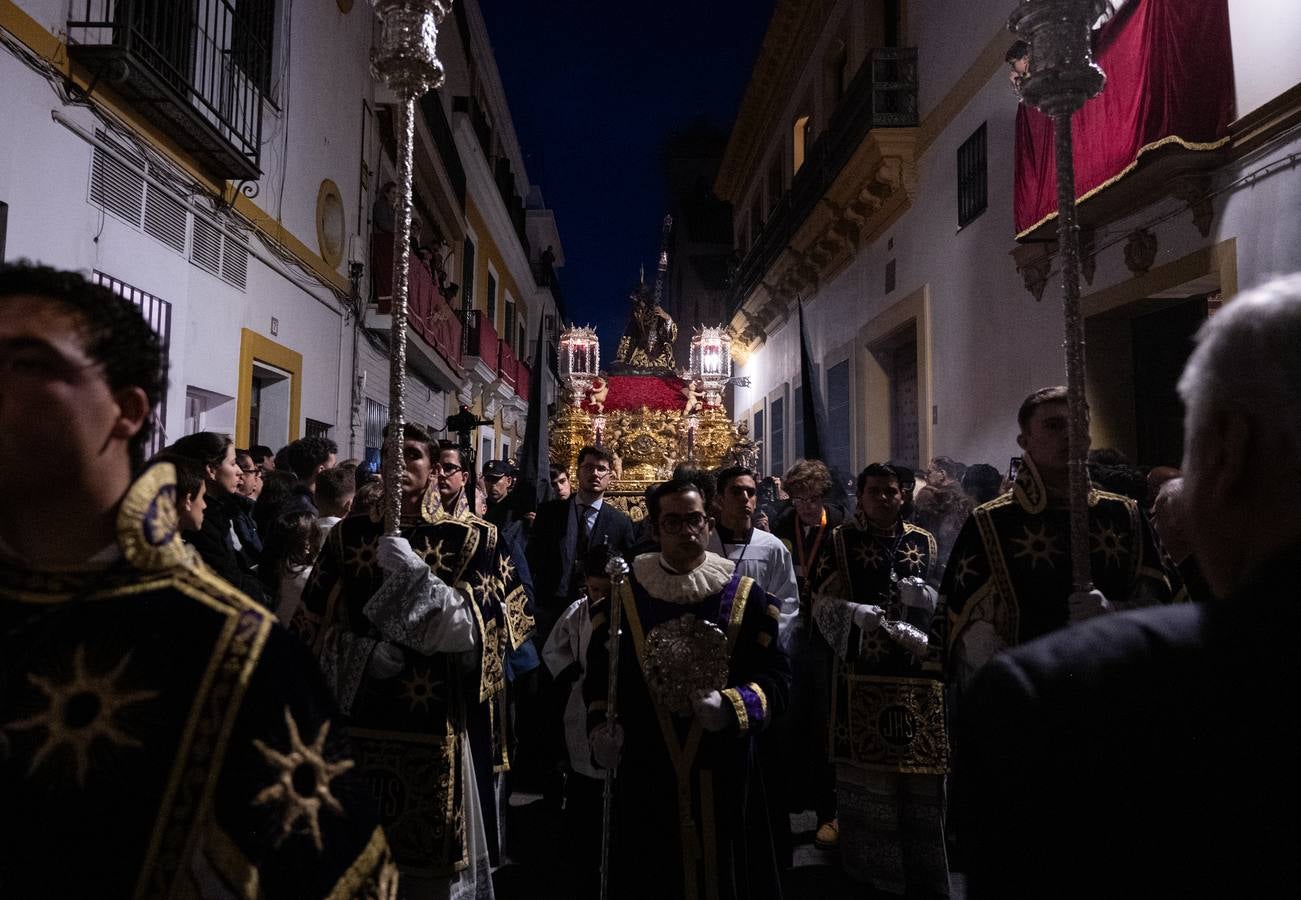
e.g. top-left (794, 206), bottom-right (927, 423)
top-left (584, 472), bottom-right (791, 899)
top-left (528, 445), bottom-right (635, 644)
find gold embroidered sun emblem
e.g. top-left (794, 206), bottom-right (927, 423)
top-left (421, 538), bottom-right (450, 574)
top-left (252, 708), bottom-right (355, 853)
top-left (1011, 524), bottom-right (1061, 570)
top-left (952, 554), bottom-right (978, 590)
top-left (344, 536), bottom-right (380, 577)
top-left (1090, 522), bottom-right (1126, 567)
top-left (6, 645), bottom-right (159, 786)
top-left (896, 544), bottom-right (926, 573)
top-left (854, 544), bottom-right (887, 569)
top-left (399, 666), bottom-right (442, 714)
top-left (498, 553), bottom-right (516, 584)
top-left (474, 570), bottom-right (501, 605)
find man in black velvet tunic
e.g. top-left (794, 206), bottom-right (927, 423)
top-left (584, 475), bottom-right (791, 900)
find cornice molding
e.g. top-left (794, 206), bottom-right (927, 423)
top-left (729, 128), bottom-right (919, 356)
top-left (715, 0), bottom-right (833, 203)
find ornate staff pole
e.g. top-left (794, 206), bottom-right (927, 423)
top-left (600, 556), bottom-right (631, 900)
top-left (1010, 0), bottom-right (1106, 593)
top-left (371, 0), bottom-right (453, 534)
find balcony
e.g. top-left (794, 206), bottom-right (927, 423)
top-left (516, 359), bottom-right (531, 404)
top-left (461, 309), bottom-right (500, 369)
top-left (498, 339), bottom-right (518, 392)
top-left (371, 232), bottom-right (462, 375)
top-left (420, 94), bottom-right (466, 211)
top-left (1012, 0), bottom-right (1232, 240)
top-left (67, 0), bottom-right (265, 180)
top-left (453, 95), bottom-right (493, 159)
top-left (726, 47), bottom-right (918, 323)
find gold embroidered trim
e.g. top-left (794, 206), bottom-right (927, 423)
top-left (325, 826), bottom-right (399, 900)
top-left (721, 687), bottom-right (748, 733)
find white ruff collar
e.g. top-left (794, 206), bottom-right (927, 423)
top-left (633, 551), bottom-right (735, 605)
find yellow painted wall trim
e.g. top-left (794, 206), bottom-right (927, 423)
top-left (236, 329), bottom-right (303, 448)
top-left (1, 2), bottom-right (347, 294)
top-left (465, 200), bottom-right (523, 331)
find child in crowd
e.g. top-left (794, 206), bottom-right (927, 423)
top-left (258, 511), bottom-right (323, 624)
top-left (542, 544), bottom-right (614, 900)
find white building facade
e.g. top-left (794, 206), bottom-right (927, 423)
top-left (1, 0), bottom-right (563, 467)
top-left (717, 0), bottom-right (1301, 481)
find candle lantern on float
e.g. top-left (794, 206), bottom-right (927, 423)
top-left (689, 326), bottom-right (732, 407)
top-left (558, 324), bottom-right (600, 406)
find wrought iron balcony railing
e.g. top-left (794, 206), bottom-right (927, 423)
top-left (67, 0), bottom-right (267, 181)
top-left (726, 47), bottom-right (918, 317)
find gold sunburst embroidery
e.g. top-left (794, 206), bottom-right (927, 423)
top-left (854, 543), bottom-right (887, 569)
top-left (1011, 524), bottom-right (1061, 570)
top-left (498, 553), bottom-right (516, 584)
top-left (421, 538), bottom-right (450, 574)
top-left (252, 708), bottom-right (355, 853)
top-left (952, 554), bottom-right (978, 590)
top-left (1090, 522), bottom-right (1126, 567)
top-left (343, 535), bottom-right (380, 578)
top-left (474, 570), bottom-right (501, 605)
top-left (6, 645), bottom-right (159, 787)
top-left (897, 544), bottom-right (926, 573)
top-left (399, 666), bottom-right (442, 714)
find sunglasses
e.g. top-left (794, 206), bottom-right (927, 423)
top-left (437, 462), bottom-right (463, 475)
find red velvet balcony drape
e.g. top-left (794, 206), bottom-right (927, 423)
top-left (1013, 0), bottom-right (1234, 237)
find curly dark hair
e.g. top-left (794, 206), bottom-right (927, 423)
top-left (0, 262), bottom-right (166, 472)
top-left (282, 435), bottom-right (338, 481)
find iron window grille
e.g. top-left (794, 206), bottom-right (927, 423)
top-left (957, 122), bottom-right (988, 228)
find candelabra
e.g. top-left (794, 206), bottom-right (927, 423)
top-left (559, 325), bottom-right (601, 406)
top-left (1009, 0), bottom-right (1106, 593)
top-left (689, 326), bottom-right (733, 407)
top-left (371, 0), bottom-right (453, 533)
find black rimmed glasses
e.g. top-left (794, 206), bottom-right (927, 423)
top-left (659, 512), bottom-right (707, 534)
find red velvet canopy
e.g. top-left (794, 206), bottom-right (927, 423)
top-left (1013, 0), bottom-right (1233, 237)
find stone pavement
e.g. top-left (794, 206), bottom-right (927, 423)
top-left (492, 796), bottom-right (965, 899)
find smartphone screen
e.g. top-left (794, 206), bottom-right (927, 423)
top-left (1008, 456), bottom-right (1023, 484)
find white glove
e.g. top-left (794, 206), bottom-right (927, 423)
top-left (589, 722), bottom-right (624, 769)
top-left (899, 580), bottom-right (938, 615)
top-left (1068, 589), bottom-right (1112, 623)
top-left (851, 603), bottom-right (883, 632)
top-left (377, 535), bottom-right (425, 574)
top-left (368, 641), bottom-right (406, 679)
top-left (691, 689), bottom-right (730, 733)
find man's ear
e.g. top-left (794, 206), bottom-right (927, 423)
top-left (1016, 432), bottom-right (1028, 451)
top-left (1209, 410), bottom-right (1251, 508)
top-left (111, 386), bottom-right (151, 441)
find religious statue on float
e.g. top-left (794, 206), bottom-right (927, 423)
top-left (615, 215), bottom-right (678, 371)
top-left (614, 279), bottom-right (678, 370)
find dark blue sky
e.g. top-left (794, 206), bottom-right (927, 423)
top-left (479, 0), bottom-right (775, 363)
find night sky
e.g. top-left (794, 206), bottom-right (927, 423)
top-left (479, 0), bottom-right (775, 365)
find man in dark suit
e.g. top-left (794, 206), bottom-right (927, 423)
top-left (956, 274), bottom-right (1301, 897)
top-left (527, 444), bottom-right (636, 644)
top-left (521, 445), bottom-right (634, 800)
